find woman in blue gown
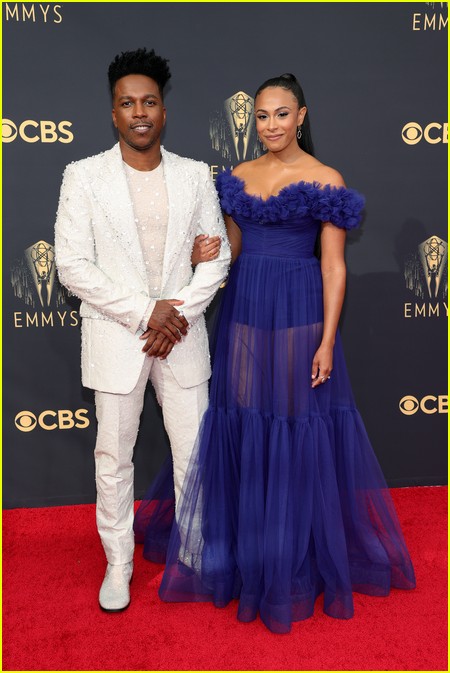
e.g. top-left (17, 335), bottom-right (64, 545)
top-left (135, 73), bottom-right (415, 634)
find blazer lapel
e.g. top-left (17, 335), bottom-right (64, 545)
top-left (91, 144), bottom-right (147, 286)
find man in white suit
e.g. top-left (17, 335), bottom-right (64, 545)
top-left (55, 48), bottom-right (230, 612)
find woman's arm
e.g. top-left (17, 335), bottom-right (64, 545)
top-left (311, 222), bottom-right (347, 388)
top-left (225, 214), bottom-right (242, 264)
top-left (191, 234), bottom-right (221, 266)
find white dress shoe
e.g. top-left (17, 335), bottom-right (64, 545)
top-left (99, 561), bottom-right (133, 612)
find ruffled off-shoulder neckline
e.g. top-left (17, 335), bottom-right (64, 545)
top-left (216, 169), bottom-right (365, 230)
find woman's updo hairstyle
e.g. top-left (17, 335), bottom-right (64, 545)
top-left (254, 73), bottom-right (314, 156)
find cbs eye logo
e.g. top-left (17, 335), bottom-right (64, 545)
top-left (2, 119), bottom-right (74, 144)
top-left (15, 409), bottom-right (90, 432)
top-left (402, 122), bottom-right (448, 145)
top-left (399, 395), bottom-right (448, 415)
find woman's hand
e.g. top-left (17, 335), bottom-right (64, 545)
top-left (191, 234), bottom-right (221, 266)
top-left (311, 343), bottom-right (333, 388)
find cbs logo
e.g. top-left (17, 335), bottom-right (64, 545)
top-left (2, 119), bottom-right (74, 144)
top-left (399, 395), bottom-right (448, 416)
top-left (402, 122), bottom-right (448, 145)
top-left (15, 409), bottom-right (90, 432)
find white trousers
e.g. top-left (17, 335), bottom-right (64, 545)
top-left (94, 357), bottom-right (208, 565)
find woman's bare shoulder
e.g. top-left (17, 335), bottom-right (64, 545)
top-left (232, 156), bottom-right (265, 179)
top-left (308, 161), bottom-right (346, 188)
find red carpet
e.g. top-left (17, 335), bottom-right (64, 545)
top-left (2, 486), bottom-right (447, 671)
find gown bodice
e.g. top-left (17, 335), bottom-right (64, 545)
top-left (216, 170), bottom-right (365, 258)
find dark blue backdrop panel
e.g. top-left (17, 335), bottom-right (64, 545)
top-left (3, 2), bottom-right (447, 507)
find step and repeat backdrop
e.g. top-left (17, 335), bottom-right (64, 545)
top-left (3, 2), bottom-right (447, 508)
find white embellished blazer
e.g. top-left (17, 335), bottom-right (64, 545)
top-left (55, 144), bottom-right (231, 394)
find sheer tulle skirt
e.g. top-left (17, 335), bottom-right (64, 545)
top-left (135, 253), bottom-right (415, 634)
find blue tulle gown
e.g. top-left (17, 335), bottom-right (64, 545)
top-left (134, 171), bottom-right (416, 634)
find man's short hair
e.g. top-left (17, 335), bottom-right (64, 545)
top-left (108, 48), bottom-right (171, 98)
